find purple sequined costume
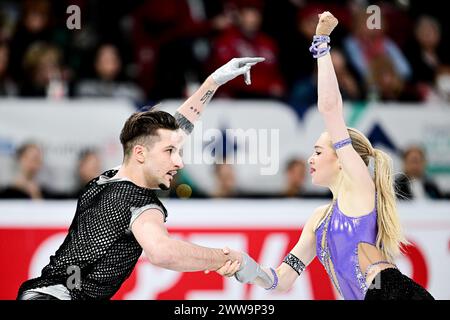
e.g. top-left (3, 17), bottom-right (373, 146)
top-left (315, 198), bottom-right (378, 300)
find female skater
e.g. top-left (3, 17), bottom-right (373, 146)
top-left (218, 11), bottom-right (434, 300)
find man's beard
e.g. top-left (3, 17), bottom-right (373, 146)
top-left (159, 183), bottom-right (170, 191)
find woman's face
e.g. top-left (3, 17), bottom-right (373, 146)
top-left (308, 132), bottom-right (340, 187)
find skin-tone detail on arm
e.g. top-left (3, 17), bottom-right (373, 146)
top-left (174, 57), bottom-right (265, 129)
top-left (262, 204), bottom-right (328, 292)
top-left (173, 112), bottom-right (195, 135)
top-left (175, 76), bottom-right (219, 127)
top-left (200, 89), bottom-right (215, 105)
top-left (132, 208), bottom-right (242, 272)
top-left (315, 12), bottom-right (374, 193)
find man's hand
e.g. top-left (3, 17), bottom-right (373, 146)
top-left (204, 247), bottom-right (242, 276)
top-left (315, 11), bottom-right (338, 36)
top-left (210, 250), bottom-right (263, 283)
top-left (211, 57), bottom-right (265, 86)
top-left (214, 259), bottom-right (242, 277)
top-left (208, 249), bottom-right (275, 289)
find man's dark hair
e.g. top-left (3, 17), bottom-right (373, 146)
top-left (120, 110), bottom-right (179, 160)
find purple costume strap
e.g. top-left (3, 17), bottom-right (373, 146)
top-left (309, 35), bottom-right (331, 58)
top-left (333, 138), bottom-right (352, 150)
top-left (264, 268), bottom-right (278, 290)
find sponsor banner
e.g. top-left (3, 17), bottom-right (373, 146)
top-left (1, 99), bottom-right (450, 195)
top-left (0, 200), bottom-right (449, 300)
top-left (159, 100), bottom-right (301, 194)
top-left (161, 101), bottom-right (450, 194)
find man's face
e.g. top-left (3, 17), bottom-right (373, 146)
top-left (142, 129), bottom-right (185, 190)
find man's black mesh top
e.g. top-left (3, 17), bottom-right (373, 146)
top-left (18, 169), bottom-right (167, 300)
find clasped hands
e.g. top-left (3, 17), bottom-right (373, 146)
top-left (205, 247), bottom-right (268, 286)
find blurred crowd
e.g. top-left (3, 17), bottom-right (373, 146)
top-left (0, 143), bottom-right (103, 200)
top-left (0, 0), bottom-right (449, 116)
top-left (0, 141), bottom-right (447, 200)
top-left (0, 0), bottom-right (449, 200)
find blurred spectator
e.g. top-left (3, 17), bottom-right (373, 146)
top-left (395, 146), bottom-right (443, 200)
top-left (275, 2), bottom-right (350, 91)
top-left (283, 158), bottom-right (307, 197)
top-left (404, 15), bottom-right (448, 101)
top-left (70, 149), bottom-right (103, 198)
top-left (406, 16), bottom-right (445, 86)
top-left (368, 54), bottom-right (421, 102)
top-left (0, 1), bottom-right (20, 42)
top-left (371, 1), bottom-right (414, 49)
top-left (431, 64), bottom-right (450, 103)
top-left (263, 0), bottom-right (351, 91)
top-left (0, 41), bottom-right (18, 96)
top-left (20, 42), bottom-right (68, 98)
top-left (0, 143), bottom-right (48, 199)
top-left (278, 3), bottom-right (325, 90)
top-left (208, 0), bottom-right (286, 99)
top-left (282, 157), bottom-right (330, 198)
top-left (9, 0), bottom-right (54, 81)
top-left (75, 43), bottom-right (144, 102)
top-left (289, 48), bottom-right (363, 119)
top-left (332, 48), bottom-right (364, 100)
top-left (211, 162), bottom-right (238, 198)
top-left (342, 9), bottom-right (413, 100)
top-left (132, 0), bottom-right (231, 101)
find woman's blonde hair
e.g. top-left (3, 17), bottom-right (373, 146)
top-left (315, 128), bottom-right (408, 262)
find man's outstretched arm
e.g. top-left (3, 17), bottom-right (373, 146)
top-left (132, 208), bottom-right (242, 272)
top-left (174, 57), bottom-right (264, 135)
